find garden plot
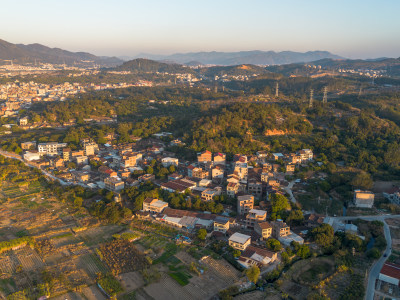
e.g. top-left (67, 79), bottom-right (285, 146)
top-left (14, 246), bottom-right (44, 272)
top-left (77, 253), bottom-right (108, 277)
top-left (99, 239), bottom-right (149, 274)
top-left (78, 225), bottom-right (124, 247)
top-left (118, 271), bottom-right (145, 292)
top-left (200, 256), bottom-right (241, 287)
top-left (0, 255), bottom-right (18, 274)
top-left (144, 273), bottom-right (194, 300)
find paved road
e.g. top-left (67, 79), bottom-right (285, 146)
top-left (331, 215), bottom-right (399, 300)
top-left (284, 180), bottom-right (297, 203)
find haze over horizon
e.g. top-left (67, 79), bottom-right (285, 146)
top-left (1, 0), bottom-right (400, 60)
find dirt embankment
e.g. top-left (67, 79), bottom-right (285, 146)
top-left (264, 129), bottom-right (291, 136)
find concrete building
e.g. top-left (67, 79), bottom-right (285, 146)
top-left (161, 157), bottom-right (179, 167)
top-left (38, 142), bottom-right (67, 156)
top-left (354, 190), bottom-right (374, 208)
top-left (21, 141), bottom-right (36, 150)
top-left (83, 142), bottom-right (99, 156)
top-left (62, 148), bottom-right (71, 162)
top-left (228, 232), bottom-right (251, 251)
top-left (237, 195), bottom-right (254, 215)
top-left (197, 150), bottom-right (212, 163)
top-left (227, 182), bottom-right (239, 198)
top-left (254, 221), bottom-right (272, 240)
top-left (75, 156), bottom-right (88, 165)
top-left (248, 180), bottom-right (263, 200)
top-left (246, 209), bottom-right (267, 229)
top-left (213, 216), bottom-right (230, 233)
top-left (201, 189), bottom-right (220, 201)
top-left (23, 151), bottom-right (40, 161)
top-left (143, 198), bottom-right (168, 214)
top-left (238, 245), bottom-right (277, 268)
top-left (379, 262), bottom-right (400, 287)
top-left (213, 152), bottom-right (226, 165)
top-left (272, 220), bottom-right (290, 238)
top-left (104, 177), bottom-right (125, 192)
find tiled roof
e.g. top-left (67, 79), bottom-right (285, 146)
top-left (380, 262), bottom-right (400, 281)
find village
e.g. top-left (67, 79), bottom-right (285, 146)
top-left (13, 128), bottom-right (385, 271)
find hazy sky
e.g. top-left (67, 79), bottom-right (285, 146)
top-left (1, 0), bottom-right (399, 59)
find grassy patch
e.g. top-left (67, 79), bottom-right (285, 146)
top-left (50, 232), bottom-right (73, 239)
top-left (118, 290), bottom-right (136, 300)
top-left (97, 273), bottom-right (124, 296)
top-left (0, 277), bottom-right (16, 295)
top-left (302, 261), bottom-right (333, 283)
top-left (168, 271), bottom-right (192, 286)
top-left (153, 243), bottom-right (178, 264)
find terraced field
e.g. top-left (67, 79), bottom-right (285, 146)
top-left (78, 253), bottom-right (109, 277)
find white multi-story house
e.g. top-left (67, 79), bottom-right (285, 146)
top-left (161, 157), bottom-right (179, 167)
top-left (38, 142), bottom-right (67, 156)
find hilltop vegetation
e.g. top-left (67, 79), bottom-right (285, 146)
top-left (115, 58), bottom-right (194, 74)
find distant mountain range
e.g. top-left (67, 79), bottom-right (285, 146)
top-left (0, 39), bottom-right (122, 66)
top-left (133, 50), bottom-right (343, 66)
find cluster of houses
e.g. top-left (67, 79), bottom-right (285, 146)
top-left (139, 192), bottom-right (306, 269)
top-left (16, 136), bottom-right (382, 269)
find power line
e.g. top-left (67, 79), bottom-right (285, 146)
top-left (322, 86), bottom-right (328, 104)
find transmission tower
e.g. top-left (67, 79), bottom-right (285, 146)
top-left (322, 86), bottom-right (328, 104)
top-left (309, 89), bottom-right (314, 108)
top-left (275, 82), bottom-right (279, 97)
top-left (358, 86), bottom-right (362, 97)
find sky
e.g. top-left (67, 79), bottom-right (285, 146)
top-left (1, 0), bottom-right (399, 59)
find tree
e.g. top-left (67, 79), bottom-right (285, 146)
top-left (197, 228), bottom-right (207, 240)
top-left (351, 171), bottom-right (373, 190)
top-left (146, 166), bottom-right (154, 174)
top-left (74, 196), bottom-right (83, 208)
top-left (296, 245), bottom-right (311, 259)
top-left (281, 251), bottom-right (290, 264)
top-left (168, 165), bottom-right (176, 173)
top-left (310, 224), bottom-right (334, 248)
top-left (31, 113), bottom-right (41, 123)
top-left (266, 238), bottom-right (282, 252)
top-left (270, 194), bottom-right (291, 215)
top-left (384, 143), bottom-right (400, 168)
top-left (245, 265), bottom-right (260, 284)
top-left (366, 247), bottom-right (381, 259)
top-left (122, 207), bottom-right (132, 219)
top-left (232, 249), bottom-right (241, 258)
top-left (286, 210), bottom-right (304, 225)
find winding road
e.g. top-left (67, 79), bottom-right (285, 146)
top-left (332, 215), bottom-right (399, 300)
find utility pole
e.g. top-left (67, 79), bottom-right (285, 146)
top-left (322, 86), bottom-right (328, 104)
top-left (309, 89), bottom-right (314, 108)
top-left (275, 82), bottom-right (279, 98)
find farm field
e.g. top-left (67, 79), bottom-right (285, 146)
top-left (0, 162), bottom-right (245, 300)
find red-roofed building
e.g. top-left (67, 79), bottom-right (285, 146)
top-left (213, 152), bottom-right (226, 165)
top-left (379, 262), bottom-right (400, 286)
top-left (197, 150), bottom-right (212, 162)
top-left (238, 245), bottom-right (277, 268)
